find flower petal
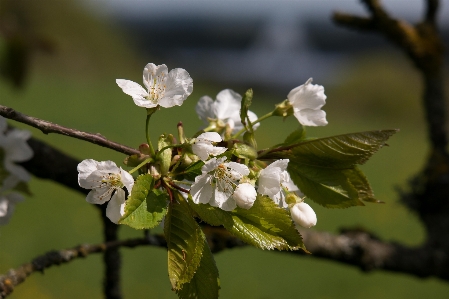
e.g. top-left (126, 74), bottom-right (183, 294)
top-left (142, 63), bottom-right (168, 90)
top-left (293, 109), bottom-right (327, 126)
top-left (77, 159), bottom-right (100, 181)
top-left (158, 68), bottom-right (193, 108)
top-left (214, 89), bottom-right (241, 120)
top-left (195, 96), bottom-right (215, 122)
top-left (106, 189), bottom-right (126, 224)
top-left (287, 79), bottom-right (326, 111)
top-left (212, 189), bottom-right (236, 211)
top-left (225, 161), bottom-right (249, 177)
top-left (197, 132), bottom-right (222, 143)
top-left (190, 174), bottom-right (214, 204)
top-left (116, 79), bottom-right (148, 98)
top-left (120, 168), bottom-right (134, 192)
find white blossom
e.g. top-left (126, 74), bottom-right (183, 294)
top-left (233, 183), bottom-right (257, 209)
top-left (0, 192), bottom-right (24, 225)
top-left (190, 157), bottom-right (255, 211)
top-left (258, 159), bottom-right (300, 208)
top-left (195, 89), bottom-right (259, 134)
top-left (287, 78), bottom-right (327, 126)
top-left (77, 159), bottom-right (134, 223)
top-left (0, 116), bottom-right (33, 187)
top-left (290, 202), bottom-right (317, 228)
top-left (116, 63), bottom-right (193, 109)
top-left (192, 132), bottom-right (227, 161)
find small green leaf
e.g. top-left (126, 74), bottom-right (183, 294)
top-left (284, 126), bottom-right (306, 145)
top-left (120, 174), bottom-right (168, 229)
top-left (181, 160), bottom-right (204, 182)
top-left (189, 195), bottom-right (305, 251)
top-left (166, 192), bottom-right (205, 290)
top-left (232, 143), bottom-right (257, 160)
top-left (177, 236), bottom-right (220, 299)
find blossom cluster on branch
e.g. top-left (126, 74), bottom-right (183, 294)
top-left (70, 63), bottom-right (396, 298)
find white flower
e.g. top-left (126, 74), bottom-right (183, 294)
top-left (287, 78), bottom-right (327, 126)
top-left (192, 132), bottom-right (227, 161)
top-left (0, 192), bottom-right (24, 225)
top-left (290, 202), bottom-right (317, 228)
top-left (233, 183), bottom-right (257, 209)
top-left (0, 116), bottom-right (33, 186)
top-left (77, 159), bottom-right (134, 223)
top-left (190, 157), bottom-right (255, 211)
top-left (195, 89), bottom-right (259, 134)
top-left (116, 63), bottom-right (193, 108)
top-left (258, 159), bottom-right (300, 208)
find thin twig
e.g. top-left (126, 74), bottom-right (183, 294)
top-left (0, 105), bottom-right (139, 156)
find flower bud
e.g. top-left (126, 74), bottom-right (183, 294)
top-left (233, 183), bottom-right (257, 209)
top-left (290, 202), bottom-right (317, 228)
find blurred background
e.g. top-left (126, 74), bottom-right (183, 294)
top-left (1, 0), bottom-right (449, 298)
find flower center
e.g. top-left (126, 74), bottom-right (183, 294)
top-left (212, 164), bottom-right (240, 195)
top-left (146, 72), bottom-right (167, 103)
top-left (102, 173), bottom-right (123, 189)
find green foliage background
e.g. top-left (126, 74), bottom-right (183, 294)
top-left (1, 0), bottom-right (449, 298)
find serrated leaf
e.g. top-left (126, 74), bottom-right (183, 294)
top-left (188, 195), bottom-right (305, 251)
top-left (177, 235), bottom-right (220, 299)
top-left (146, 188), bottom-right (169, 220)
top-left (120, 174), bottom-right (168, 229)
top-left (343, 167), bottom-right (382, 203)
top-left (288, 163), bottom-right (364, 208)
top-left (165, 193), bottom-right (205, 290)
top-left (276, 130), bottom-right (398, 168)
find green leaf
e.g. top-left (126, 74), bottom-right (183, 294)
top-left (165, 193), bottom-right (205, 290)
top-left (343, 167), bottom-right (381, 203)
top-left (288, 163), bottom-right (364, 208)
top-left (146, 188), bottom-right (169, 220)
top-left (177, 236), bottom-right (220, 299)
top-left (284, 126), bottom-right (306, 145)
top-left (189, 195), bottom-right (305, 251)
top-left (120, 174), bottom-right (168, 229)
top-left (283, 130), bottom-right (398, 168)
top-left (240, 88), bottom-right (253, 131)
top-left (284, 130), bottom-right (397, 208)
top-left (181, 160), bottom-right (204, 182)
top-left (232, 143), bottom-right (257, 160)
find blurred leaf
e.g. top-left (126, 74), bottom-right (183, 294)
top-left (189, 195), bottom-right (305, 251)
top-left (120, 174), bottom-right (167, 229)
top-left (177, 235), bottom-right (220, 299)
top-left (165, 193), bottom-right (205, 290)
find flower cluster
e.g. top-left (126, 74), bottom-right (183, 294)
top-left (0, 116), bottom-right (33, 225)
top-left (78, 63), bottom-right (326, 229)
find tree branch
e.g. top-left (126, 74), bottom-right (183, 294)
top-left (0, 105), bottom-right (139, 156)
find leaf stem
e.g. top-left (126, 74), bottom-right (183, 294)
top-left (232, 111), bottom-right (274, 138)
top-left (128, 157), bottom-right (154, 174)
top-left (145, 109), bottom-right (157, 156)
